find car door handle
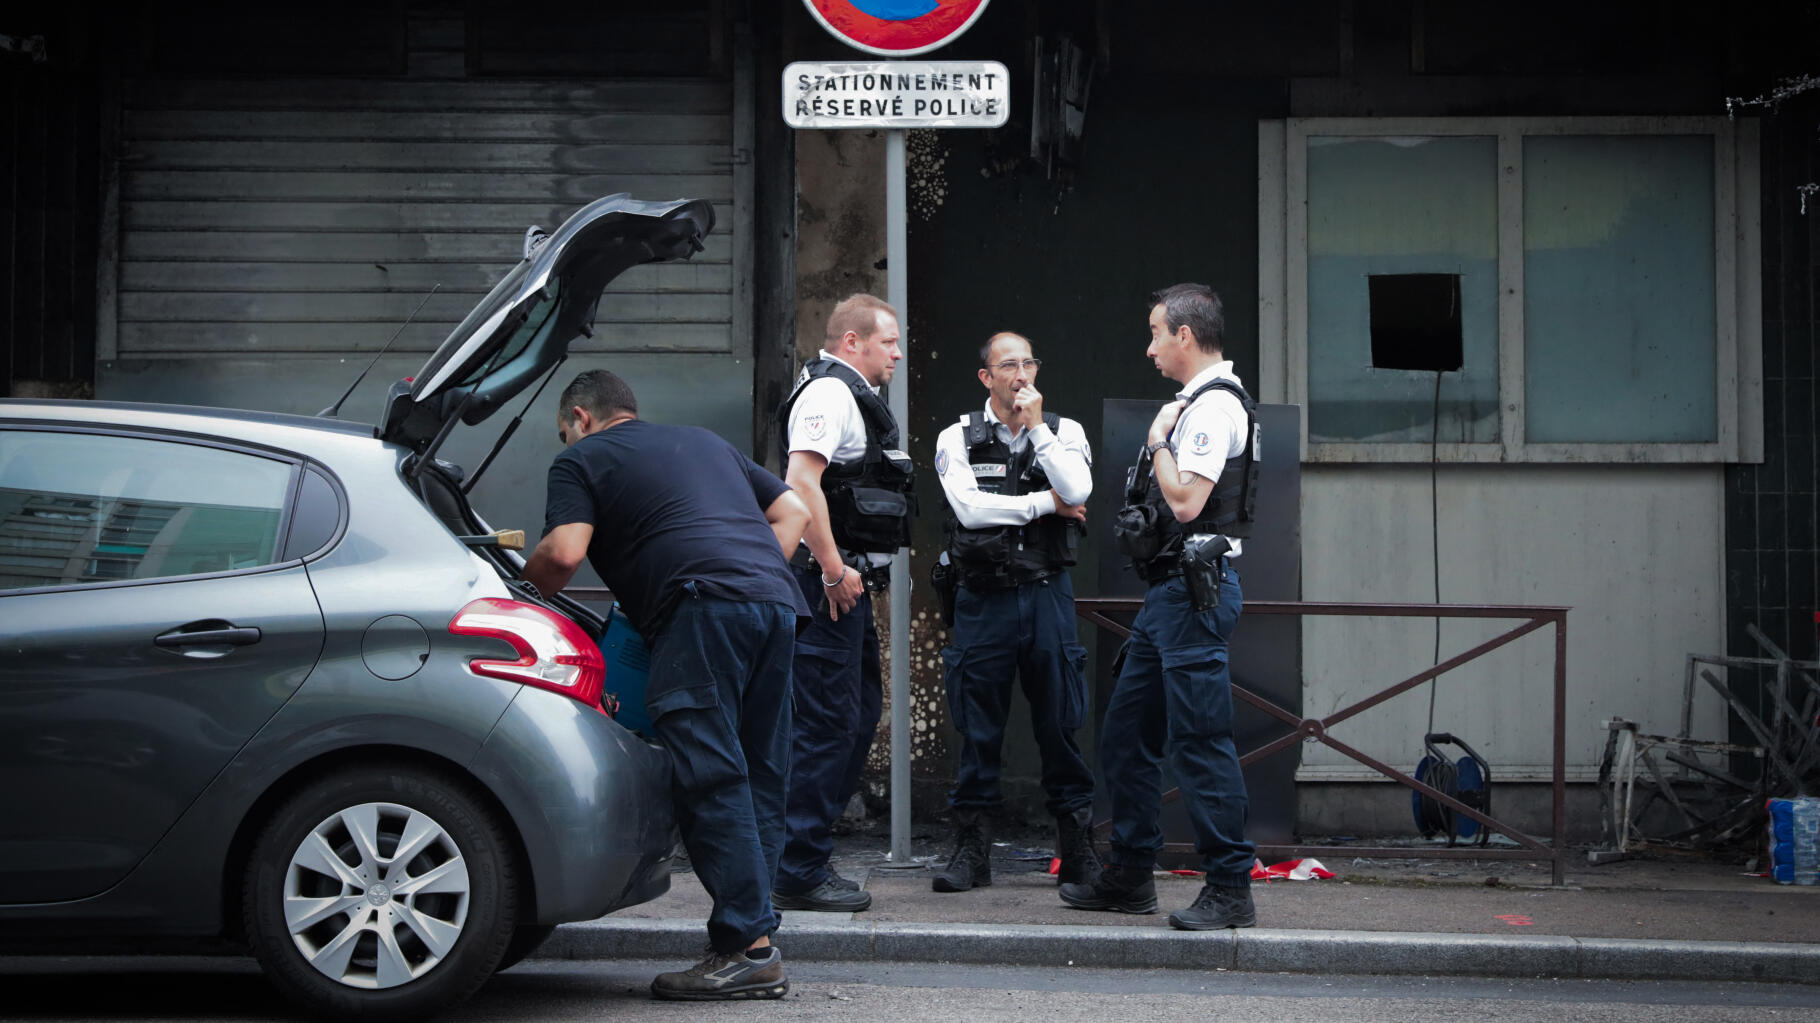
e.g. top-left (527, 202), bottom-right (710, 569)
top-left (155, 623), bottom-right (263, 648)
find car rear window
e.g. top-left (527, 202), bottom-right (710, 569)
top-left (0, 430), bottom-right (294, 590)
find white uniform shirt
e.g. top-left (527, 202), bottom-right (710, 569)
top-left (1166, 360), bottom-right (1252, 556)
top-left (935, 400), bottom-right (1092, 529)
top-left (785, 351), bottom-right (875, 467)
top-left (785, 351), bottom-right (896, 562)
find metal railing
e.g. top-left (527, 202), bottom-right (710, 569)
top-left (1074, 598), bottom-right (1571, 886)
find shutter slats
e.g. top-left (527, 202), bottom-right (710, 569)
top-left (118, 77), bottom-right (735, 358)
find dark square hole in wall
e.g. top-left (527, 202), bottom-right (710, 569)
top-left (1369, 274), bottom-right (1463, 372)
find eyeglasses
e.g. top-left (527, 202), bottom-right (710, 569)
top-left (989, 358), bottom-right (1042, 374)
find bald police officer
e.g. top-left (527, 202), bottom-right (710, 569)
top-left (930, 332), bottom-right (1100, 893)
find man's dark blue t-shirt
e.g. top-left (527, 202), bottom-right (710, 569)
top-left (542, 419), bottom-right (810, 637)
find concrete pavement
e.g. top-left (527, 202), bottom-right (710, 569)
top-left (538, 837), bottom-right (1820, 984)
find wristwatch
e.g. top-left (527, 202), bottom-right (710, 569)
top-left (1145, 439), bottom-right (1170, 458)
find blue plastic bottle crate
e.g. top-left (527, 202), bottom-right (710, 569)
top-left (1766, 796), bottom-right (1819, 886)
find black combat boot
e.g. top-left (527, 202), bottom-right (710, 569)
top-left (1054, 807), bottom-right (1103, 886)
top-left (931, 810), bottom-right (991, 893)
top-left (1057, 863), bottom-right (1158, 914)
top-left (1167, 882), bottom-right (1256, 930)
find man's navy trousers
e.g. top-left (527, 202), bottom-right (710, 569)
top-left (777, 567), bottom-right (881, 894)
top-left (644, 586), bottom-right (795, 951)
top-left (942, 571), bottom-right (1093, 817)
top-left (1098, 567), bottom-right (1254, 887)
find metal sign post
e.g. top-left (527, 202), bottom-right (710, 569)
top-left (885, 127), bottom-right (912, 867)
top-left (793, 0), bottom-right (998, 871)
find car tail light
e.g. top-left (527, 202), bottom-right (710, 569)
top-left (449, 598), bottom-right (605, 712)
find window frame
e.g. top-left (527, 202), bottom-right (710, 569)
top-left (1265, 115), bottom-right (1762, 464)
top-left (0, 424), bottom-right (344, 597)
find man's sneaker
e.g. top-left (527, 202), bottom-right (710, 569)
top-left (826, 865), bottom-right (861, 891)
top-left (1057, 864), bottom-right (1157, 914)
top-left (1168, 882), bottom-right (1256, 930)
top-left (650, 946), bottom-right (789, 1001)
top-left (772, 876), bottom-right (872, 912)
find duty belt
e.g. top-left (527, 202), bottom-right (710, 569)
top-left (959, 565), bottom-right (1061, 592)
top-left (790, 546), bottom-right (892, 592)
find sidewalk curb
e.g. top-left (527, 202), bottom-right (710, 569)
top-left (537, 917), bottom-right (1820, 985)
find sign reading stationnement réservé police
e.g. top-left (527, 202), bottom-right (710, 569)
top-left (784, 61), bottom-right (1009, 129)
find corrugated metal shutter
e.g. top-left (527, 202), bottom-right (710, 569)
top-left (114, 77), bottom-right (737, 362)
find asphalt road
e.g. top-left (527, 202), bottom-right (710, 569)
top-left (4, 957), bottom-right (1820, 1022)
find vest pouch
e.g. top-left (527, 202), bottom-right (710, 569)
top-left (1113, 502), bottom-right (1163, 564)
top-left (832, 485), bottom-right (912, 552)
top-left (950, 525), bottom-right (1011, 567)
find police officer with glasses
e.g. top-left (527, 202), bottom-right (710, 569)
top-left (773, 293), bottom-right (915, 913)
top-left (1058, 284), bottom-right (1262, 931)
top-left (929, 332), bottom-right (1100, 894)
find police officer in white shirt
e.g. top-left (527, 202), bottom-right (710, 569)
top-left (1060, 284), bottom-right (1262, 932)
top-left (773, 293), bottom-right (913, 913)
top-left (928, 332), bottom-right (1100, 894)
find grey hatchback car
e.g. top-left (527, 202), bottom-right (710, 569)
top-left (0, 195), bottom-right (715, 1019)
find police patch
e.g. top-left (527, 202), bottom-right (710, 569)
top-left (935, 448), bottom-right (949, 475)
top-left (1190, 431), bottom-right (1212, 455)
top-left (804, 413), bottom-right (827, 441)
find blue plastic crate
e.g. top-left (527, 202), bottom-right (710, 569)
top-left (599, 605), bottom-right (652, 736)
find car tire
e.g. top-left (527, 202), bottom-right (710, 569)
top-left (242, 765), bottom-right (518, 1020)
top-left (496, 923), bottom-right (557, 972)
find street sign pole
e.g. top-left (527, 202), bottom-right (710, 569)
top-left (793, 0), bottom-right (997, 873)
top-left (884, 126), bottom-right (913, 866)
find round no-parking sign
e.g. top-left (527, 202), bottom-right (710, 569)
top-left (801, 0), bottom-right (992, 57)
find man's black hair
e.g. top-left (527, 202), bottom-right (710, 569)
top-left (1150, 283), bottom-right (1224, 355)
top-left (558, 369), bottom-right (638, 424)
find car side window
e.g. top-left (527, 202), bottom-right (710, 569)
top-left (0, 430), bottom-right (295, 591)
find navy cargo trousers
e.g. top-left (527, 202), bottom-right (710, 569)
top-left (776, 567), bottom-right (881, 895)
top-left (1098, 568), bottom-right (1255, 887)
top-left (942, 571), bottom-right (1093, 817)
top-left (643, 588), bottom-right (795, 952)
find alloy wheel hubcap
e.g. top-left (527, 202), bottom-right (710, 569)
top-left (282, 801), bottom-right (471, 989)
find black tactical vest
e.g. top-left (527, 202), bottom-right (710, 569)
top-left (778, 358), bottom-right (916, 554)
top-left (1116, 377), bottom-right (1259, 577)
top-left (944, 410), bottom-right (1081, 588)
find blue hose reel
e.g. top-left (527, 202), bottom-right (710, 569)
top-left (1412, 733), bottom-right (1492, 846)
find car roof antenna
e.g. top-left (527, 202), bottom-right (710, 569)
top-left (319, 283), bottom-right (442, 418)
top-left (462, 351), bottom-right (570, 495)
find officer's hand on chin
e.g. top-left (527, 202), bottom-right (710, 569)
top-left (1050, 492), bottom-right (1088, 523)
top-left (825, 566), bottom-right (864, 620)
top-left (1013, 385), bottom-right (1044, 428)
top-left (1149, 399), bottom-right (1186, 441)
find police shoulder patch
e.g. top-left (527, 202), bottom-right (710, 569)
top-left (1190, 431), bottom-right (1212, 455)
top-left (935, 448), bottom-right (950, 475)
top-left (803, 413), bottom-right (827, 441)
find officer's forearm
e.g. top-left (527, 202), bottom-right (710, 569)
top-left (946, 483), bottom-right (1043, 529)
top-left (791, 481), bottom-right (844, 570)
top-left (1031, 433), bottom-right (1092, 506)
top-left (764, 491), bottom-right (811, 558)
top-left (1151, 448), bottom-right (1215, 523)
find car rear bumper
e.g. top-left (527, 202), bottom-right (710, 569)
top-left (470, 690), bottom-right (676, 924)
